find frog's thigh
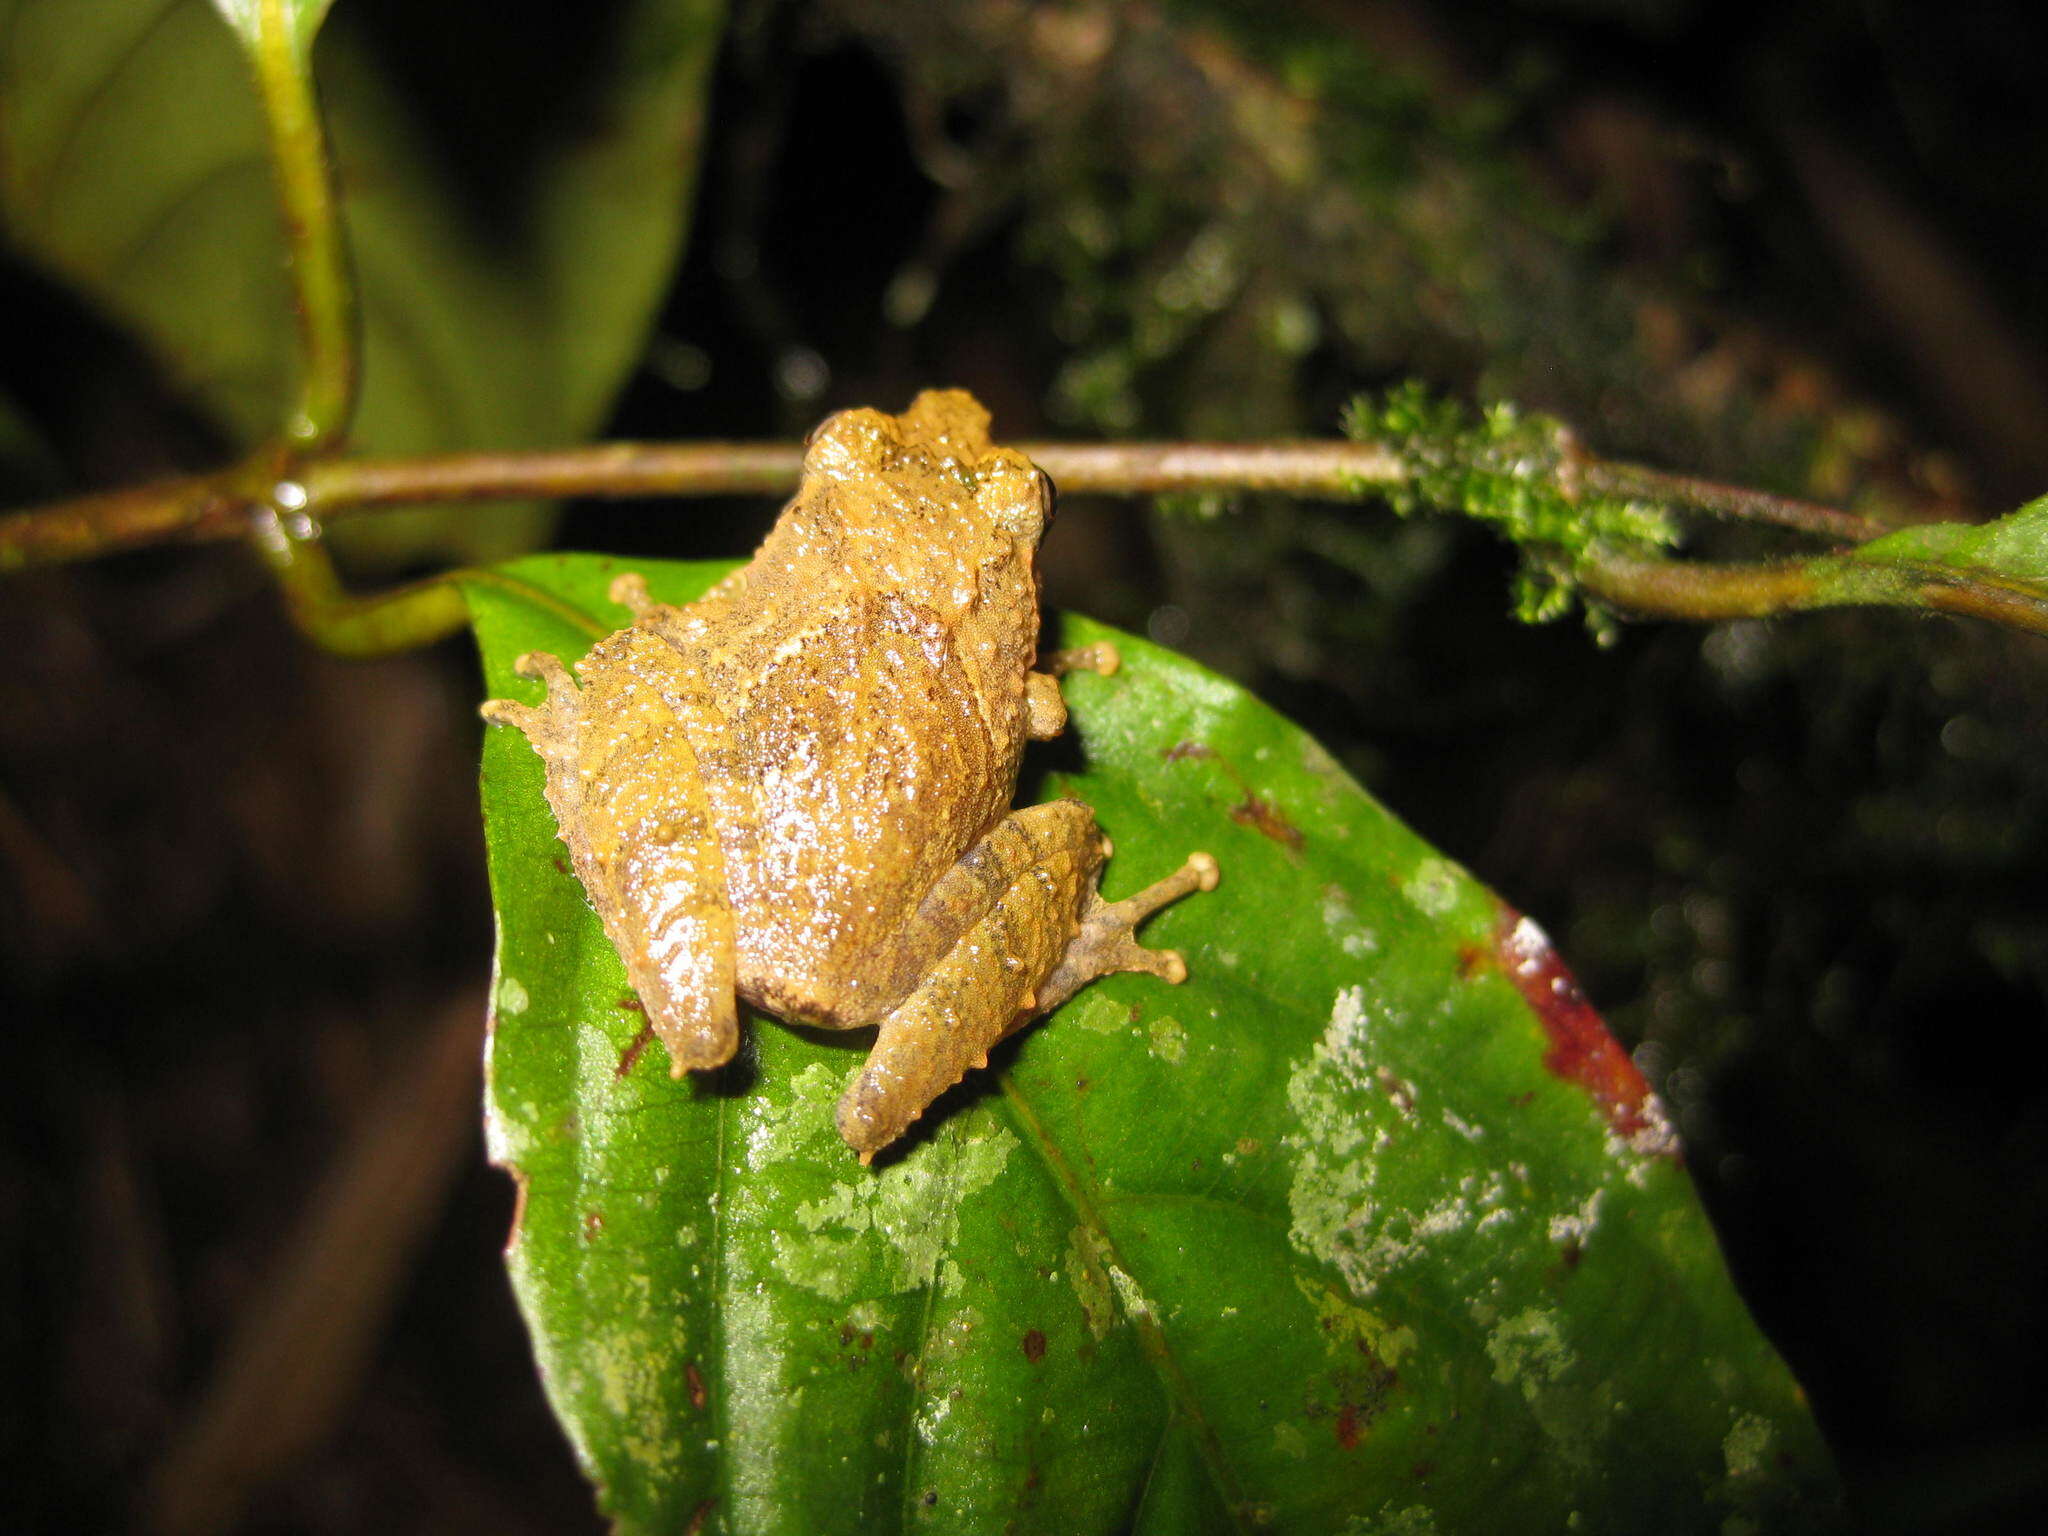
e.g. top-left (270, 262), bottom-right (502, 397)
top-left (836, 803), bottom-right (1216, 1160)
top-left (573, 718), bottom-right (740, 1076)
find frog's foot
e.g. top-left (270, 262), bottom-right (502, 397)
top-left (481, 650), bottom-right (579, 732)
top-left (1035, 851), bottom-right (1219, 1015)
top-left (836, 917), bottom-right (1035, 1164)
top-left (836, 836), bottom-right (1218, 1163)
top-left (1024, 644), bottom-right (1122, 741)
top-left (608, 571), bottom-right (653, 614)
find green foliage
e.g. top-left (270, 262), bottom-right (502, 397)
top-left (0, 0), bottom-right (724, 565)
top-left (1345, 383), bottom-right (1677, 628)
top-left (464, 554), bottom-right (1836, 1534)
top-left (0, 386), bottom-right (58, 501)
top-left (1852, 494), bottom-right (2048, 588)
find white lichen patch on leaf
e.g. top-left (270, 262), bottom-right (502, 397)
top-left (1401, 856), bottom-right (1462, 918)
top-left (1064, 1225), bottom-right (1118, 1340)
top-left (1487, 1307), bottom-right (1573, 1401)
top-left (719, 1284), bottom-right (786, 1530)
top-left (1722, 1411), bottom-right (1775, 1480)
top-left (1272, 1421), bottom-right (1309, 1461)
top-left (1485, 1306), bottom-right (1603, 1468)
top-left (913, 1386), bottom-right (956, 1446)
top-left (1147, 1015), bottom-right (1188, 1064)
top-left (767, 1064), bottom-right (1017, 1302)
top-left (1283, 974), bottom-right (1640, 1335)
top-left (1294, 1276), bottom-right (1417, 1367)
top-left (1106, 1261), bottom-right (1160, 1325)
top-left (1285, 984), bottom-right (1545, 1299)
top-left (574, 1322), bottom-right (685, 1485)
top-left (1070, 991), bottom-right (1129, 1035)
top-left (1283, 986), bottom-right (1385, 1290)
top-left (1320, 883), bottom-right (1380, 957)
top-left (1607, 1093), bottom-right (1684, 1174)
top-left (1440, 1107), bottom-right (1485, 1141)
top-left (1155, 652), bottom-right (1250, 726)
top-left (743, 1060), bottom-right (843, 1168)
top-left (1343, 1502), bottom-right (1440, 1535)
top-left (1546, 1188), bottom-right (1606, 1248)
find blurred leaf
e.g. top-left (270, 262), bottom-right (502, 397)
top-left (205, 0), bottom-right (336, 56)
top-left (0, 0), bottom-right (724, 564)
top-left (0, 0), bottom-right (292, 440)
top-left (0, 385), bottom-right (59, 501)
top-left (463, 553), bottom-right (1839, 1533)
top-left (1854, 495), bottom-right (2048, 587)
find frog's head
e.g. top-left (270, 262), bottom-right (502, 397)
top-left (800, 390), bottom-right (1055, 581)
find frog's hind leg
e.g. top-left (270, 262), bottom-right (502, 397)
top-left (484, 638), bottom-right (740, 1074)
top-left (576, 704), bottom-right (741, 1077)
top-left (835, 802), bottom-right (1215, 1162)
top-left (1035, 847), bottom-right (1219, 1013)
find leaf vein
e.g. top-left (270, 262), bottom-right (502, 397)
top-left (997, 1078), bottom-right (1257, 1536)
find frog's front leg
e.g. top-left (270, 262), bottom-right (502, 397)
top-left (1023, 642), bottom-right (1122, 741)
top-left (835, 800), bottom-right (1216, 1161)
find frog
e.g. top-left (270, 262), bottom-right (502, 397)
top-left (481, 389), bottom-right (1217, 1161)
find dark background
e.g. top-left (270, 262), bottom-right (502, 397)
top-left (5, 0), bottom-right (2048, 1530)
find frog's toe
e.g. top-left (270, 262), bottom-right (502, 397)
top-left (608, 572), bottom-right (653, 614)
top-left (1035, 850), bottom-right (1215, 1011)
top-left (511, 650), bottom-right (579, 703)
top-left (480, 698), bottom-right (539, 732)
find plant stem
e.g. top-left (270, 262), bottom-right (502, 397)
top-left (0, 470), bottom-right (248, 570)
top-left (297, 440), bottom-right (1413, 507)
top-left (0, 439), bottom-right (1892, 567)
top-left (9, 436), bottom-right (2040, 646)
top-left (251, 506), bottom-right (469, 656)
top-left (1576, 460), bottom-right (1887, 545)
top-left (246, 3), bottom-right (358, 450)
top-left (299, 443), bottom-right (809, 508)
top-left (1578, 550), bottom-right (2048, 638)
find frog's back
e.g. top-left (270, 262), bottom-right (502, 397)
top-left (694, 588), bottom-right (1027, 1027)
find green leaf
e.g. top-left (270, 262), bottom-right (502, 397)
top-left (1853, 495), bottom-right (2048, 588)
top-left (464, 554), bottom-right (1839, 1533)
top-left (0, 0), bottom-right (723, 564)
top-left (0, 385), bottom-right (60, 502)
top-left (205, 0), bottom-right (336, 57)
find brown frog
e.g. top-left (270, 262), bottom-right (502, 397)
top-left (482, 389), bottom-right (1216, 1160)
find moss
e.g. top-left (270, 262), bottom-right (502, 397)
top-left (1344, 382), bottom-right (1677, 628)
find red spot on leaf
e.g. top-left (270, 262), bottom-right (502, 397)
top-left (686, 1361), bottom-right (708, 1411)
top-left (1335, 1402), bottom-right (1363, 1449)
top-left (1230, 793), bottom-right (1306, 849)
top-left (1021, 1328), bottom-right (1048, 1363)
top-left (1491, 907), bottom-right (1673, 1153)
top-left (1165, 739), bottom-right (1306, 848)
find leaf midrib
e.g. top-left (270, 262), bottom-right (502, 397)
top-left (998, 1076), bottom-right (1257, 1536)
